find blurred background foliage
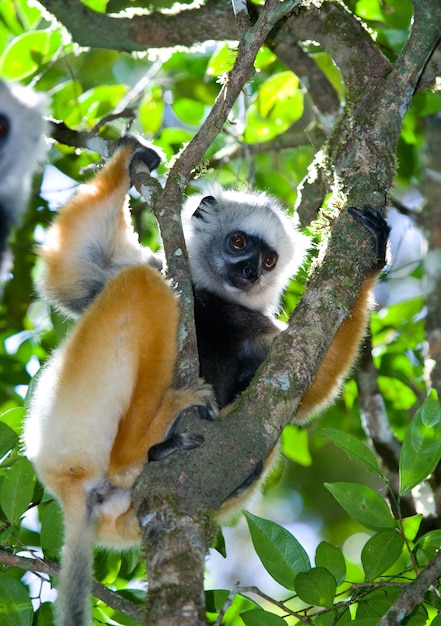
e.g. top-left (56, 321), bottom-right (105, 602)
top-left (0, 0), bottom-right (440, 623)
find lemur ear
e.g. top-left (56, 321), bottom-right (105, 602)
top-left (193, 195), bottom-right (217, 220)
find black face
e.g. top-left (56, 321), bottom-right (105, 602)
top-left (224, 230), bottom-right (278, 289)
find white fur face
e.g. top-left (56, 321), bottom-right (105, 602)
top-left (0, 81), bottom-right (48, 222)
top-left (182, 184), bottom-right (309, 314)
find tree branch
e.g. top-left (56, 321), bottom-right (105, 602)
top-left (41, 0), bottom-right (237, 50)
top-left (275, 0), bottom-right (391, 102)
top-left (377, 550), bottom-right (441, 625)
top-left (298, 0), bottom-right (441, 223)
top-left (418, 112), bottom-right (441, 520)
top-left (132, 3), bottom-right (302, 624)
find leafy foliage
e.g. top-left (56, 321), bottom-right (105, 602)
top-left (225, 395), bottom-right (441, 623)
top-left (0, 0), bottom-right (440, 624)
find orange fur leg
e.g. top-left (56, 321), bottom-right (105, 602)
top-left (296, 275), bottom-right (377, 423)
top-left (99, 265), bottom-right (180, 488)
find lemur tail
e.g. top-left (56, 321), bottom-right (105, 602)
top-left (56, 490), bottom-right (96, 626)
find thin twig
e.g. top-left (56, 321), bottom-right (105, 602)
top-left (0, 549), bottom-right (143, 620)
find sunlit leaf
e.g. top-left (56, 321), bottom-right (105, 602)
top-left (281, 424), bottom-right (312, 466)
top-left (399, 390), bottom-right (441, 497)
top-left (206, 43), bottom-right (236, 77)
top-left (355, 0), bottom-right (384, 22)
top-left (0, 29), bottom-right (62, 79)
top-left (401, 514), bottom-right (422, 542)
top-left (244, 511), bottom-right (310, 590)
top-left (81, 0), bottom-right (107, 11)
top-left (325, 483), bottom-right (396, 531)
top-left (244, 72), bottom-right (303, 143)
top-left (377, 376), bottom-right (417, 410)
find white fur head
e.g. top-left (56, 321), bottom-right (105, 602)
top-left (0, 81), bottom-right (48, 224)
top-left (182, 184), bottom-right (309, 314)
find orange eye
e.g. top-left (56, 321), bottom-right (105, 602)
top-left (264, 253), bottom-right (277, 270)
top-left (230, 233), bottom-right (246, 249)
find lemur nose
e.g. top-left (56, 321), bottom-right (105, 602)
top-left (243, 266), bottom-right (259, 281)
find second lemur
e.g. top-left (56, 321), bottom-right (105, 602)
top-left (180, 189), bottom-right (389, 420)
top-left (24, 137), bottom-right (215, 626)
top-left (0, 81), bottom-right (47, 280)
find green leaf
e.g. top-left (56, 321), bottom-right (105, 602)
top-left (206, 43), bottom-right (236, 77)
top-left (256, 72), bottom-right (300, 118)
top-left (173, 98), bottom-right (205, 125)
top-left (40, 500), bottom-right (63, 561)
top-left (50, 80), bottom-right (84, 122)
top-left (315, 541), bottom-right (346, 586)
top-left (361, 530), bottom-right (404, 580)
top-left (0, 456), bottom-right (35, 525)
top-left (295, 567), bottom-right (337, 608)
top-left (355, 0), bottom-right (385, 22)
top-left (355, 587), bottom-right (401, 620)
top-left (401, 514), bottom-right (422, 542)
top-left (0, 29), bottom-right (62, 79)
top-left (0, 422), bottom-right (18, 459)
top-left (316, 427), bottom-right (384, 476)
top-left (205, 590), bottom-right (259, 623)
top-left (244, 511), bottom-right (310, 590)
top-left (399, 390), bottom-right (441, 497)
top-left (0, 573), bottom-right (33, 625)
top-left (244, 72), bottom-right (303, 143)
top-left (139, 88), bottom-right (164, 135)
top-left (324, 483), bottom-right (396, 531)
top-left (74, 85), bottom-right (128, 127)
top-left (34, 602), bottom-right (54, 624)
top-left (241, 609), bottom-right (288, 625)
top-left (414, 530), bottom-right (441, 563)
top-left (281, 424), bottom-right (312, 466)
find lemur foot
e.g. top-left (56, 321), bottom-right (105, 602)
top-left (115, 134), bottom-right (161, 176)
top-left (347, 205), bottom-right (390, 270)
top-left (148, 404), bottom-right (214, 462)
